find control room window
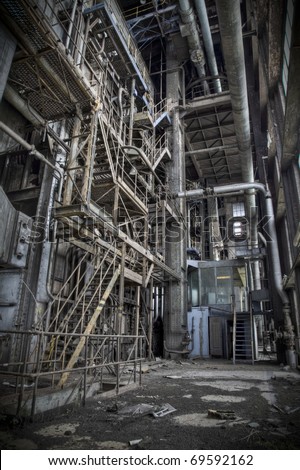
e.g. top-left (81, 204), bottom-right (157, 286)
top-left (232, 202), bottom-right (245, 217)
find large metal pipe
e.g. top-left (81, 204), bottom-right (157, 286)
top-left (215, 1), bottom-right (255, 210)
top-left (185, 144), bottom-right (237, 155)
top-left (216, 0), bottom-right (258, 255)
top-left (194, 0), bottom-right (222, 93)
top-left (177, 182), bottom-right (295, 362)
top-left (65, 0), bottom-right (78, 52)
top-left (4, 84), bottom-right (71, 153)
top-left (178, 0), bottom-right (209, 93)
top-left (4, 84), bottom-right (46, 128)
top-left (0, 120), bottom-right (63, 198)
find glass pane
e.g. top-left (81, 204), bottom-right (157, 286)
top-left (216, 267), bottom-right (232, 304)
top-left (232, 202), bottom-right (245, 217)
top-left (191, 269), bottom-right (199, 307)
top-left (200, 268), bottom-right (216, 305)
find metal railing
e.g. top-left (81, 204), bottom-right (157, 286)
top-left (0, 329), bottom-right (143, 417)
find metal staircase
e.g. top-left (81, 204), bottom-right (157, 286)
top-left (233, 308), bottom-right (254, 364)
top-left (39, 242), bottom-right (120, 382)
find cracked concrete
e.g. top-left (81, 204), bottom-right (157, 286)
top-left (0, 358), bottom-right (300, 450)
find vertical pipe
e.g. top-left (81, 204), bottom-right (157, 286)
top-left (148, 278), bottom-right (154, 360)
top-left (116, 243), bottom-right (126, 386)
top-left (81, 109), bottom-right (99, 204)
top-left (215, 0), bottom-right (256, 219)
top-left (80, 15), bottom-right (90, 67)
top-left (113, 186), bottom-right (120, 226)
top-left (30, 332), bottom-right (43, 419)
top-left (65, 0), bottom-right (78, 52)
top-left (194, 0), bottom-right (222, 93)
top-left (134, 286), bottom-right (141, 382)
top-left (128, 78), bottom-right (136, 146)
top-left (63, 112), bottom-right (82, 206)
top-left (178, 0), bottom-right (209, 93)
top-left (83, 336), bottom-right (88, 406)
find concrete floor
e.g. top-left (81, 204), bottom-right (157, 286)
top-left (1, 358), bottom-right (300, 450)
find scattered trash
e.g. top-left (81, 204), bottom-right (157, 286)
top-left (183, 394), bottom-right (192, 399)
top-left (97, 441), bottom-right (128, 450)
top-left (265, 418), bottom-right (281, 427)
top-left (129, 439), bottom-right (142, 446)
top-left (118, 403), bottom-right (154, 416)
top-left (164, 375), bottom-right (182, 379)
top-left (273, 405), bottom-right (300, 415)
top-left (287, 406), bottom-right (300, 414)
top-left (35, 423), bottom-right (79, 437)
top-left (271, 404), bottom-right (285, 414)
top-left (276, 427), bottom-right (291, 436)
top-left (106, 403), bottom-right (119, 413)
top-left (127, 364), bottom-right (150, 374)
top-left (247, 422), bottom-right (260, 428)
top-left (207, 409), bottom-right (236, 420)
top-left (136, 395), bottom-right (159, 399)
top-left (3, 381), bottom-right (34, 388)
top-left (152, 403), bottom-right (176, 418)
top-left (107, 401), bottom-right (177, 419)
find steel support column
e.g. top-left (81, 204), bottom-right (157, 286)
top-left (164, 40), bottom-right (187, 354)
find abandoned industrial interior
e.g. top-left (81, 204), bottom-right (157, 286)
top-left (0, 0), bottom-right (300, 449)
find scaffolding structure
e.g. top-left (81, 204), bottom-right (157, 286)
top-left (0, 0), bottom-right (182, 416)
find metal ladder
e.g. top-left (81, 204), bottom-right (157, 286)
top-left (232, 300), bottom-right (254, 365)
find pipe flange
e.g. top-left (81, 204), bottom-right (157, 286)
top-left (190, 49), bottom-right (205, 65)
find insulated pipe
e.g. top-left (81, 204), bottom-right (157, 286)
top-left (128, 79), bottom-right (136, 146)
top-left (177, 182), bottom-right (295, 359)
top-left (4, 84), bottom-right (46, 128)
top-left (178, 0), bottom-right (209, 94)
top-left (0, 120), bottom-right (63, 198)
top-left (194, 0), bottom-right (222, 93)
top-left (185, 144), bottom-right (237, 156)
top-left (215, 1), bottom-right (255, 214)
top-left (4, 84), bottom-right (70, 153)
top-left (117, 87), bottom-right (129, 139)
top-left (65, 0), bottom-right (78, 52)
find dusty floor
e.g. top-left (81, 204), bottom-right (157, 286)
top-left (1, 358), bottom-right (300, 450)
